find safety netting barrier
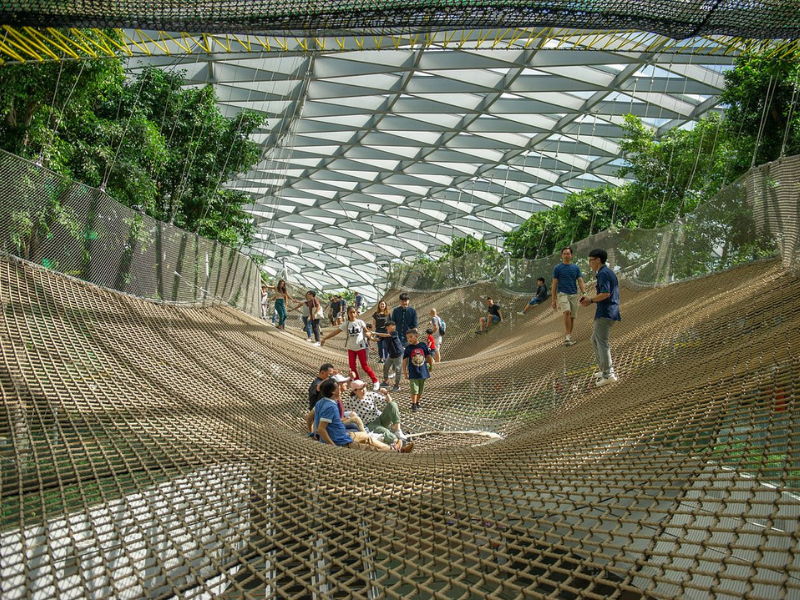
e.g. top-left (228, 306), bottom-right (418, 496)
top-left (0, 150), bottom-right (262, 318)
top-left (2, 0), bottom-right (800, 39)
top-left (2, 167), bottom-right (800, 597)
top-left (389, 154), bottom-right (800, 296)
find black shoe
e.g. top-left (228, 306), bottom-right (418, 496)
top-left (411, 404), bottom-right (419, 413)
top-left (392, 385), bottom-right (400, 392)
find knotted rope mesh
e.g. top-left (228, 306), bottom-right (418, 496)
top-left (2, 0), bottom-right (800, 39)
top-left (1, 154), bottom-right (800, 598)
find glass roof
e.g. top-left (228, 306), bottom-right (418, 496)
top-left (128, 29), bottom-right (736, 296)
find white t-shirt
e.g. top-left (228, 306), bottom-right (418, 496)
top-left (340, 319), bottom-right (369, 351)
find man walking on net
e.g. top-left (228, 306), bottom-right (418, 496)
top-left (552, 246), bottom-right (585, 346)
top-left (580, 248), bottom-right (620, 387)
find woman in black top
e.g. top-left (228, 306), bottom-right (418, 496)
top-left (372, 300), bottom-right (390, 363)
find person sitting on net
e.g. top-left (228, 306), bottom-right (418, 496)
top-left (476, 297), bottom-right (503, 334)
top-left (518, 277), bottom-right (549, 315)
top-left (307, 379), bottom-right (413, 452)
top-left (344, 380), bottom-right (411, 450)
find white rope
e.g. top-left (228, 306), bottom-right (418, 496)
top-left (752, 73), bottom-right (777, 168)
top-left (781, 68), bottom-right (800, 157)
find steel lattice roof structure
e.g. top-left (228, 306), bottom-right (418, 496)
top-left (127, 29), bottom-right (740, 295)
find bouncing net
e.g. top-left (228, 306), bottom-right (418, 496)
top-left (2, 155), bottom-right (800, 598)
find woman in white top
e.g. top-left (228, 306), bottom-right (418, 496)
top-left (260, 285), bottom-right (270, 320)
top-left (321, 306), bottom-right (380, 390)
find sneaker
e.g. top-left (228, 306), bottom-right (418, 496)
top-left (593, 370), bottom-right (614, 380)
top-left (313, 342), bottom-right (321, 347)
top-left (595, 374), bottom-right (618, 388)
top-left (378, 360), bottom-right (384, 364)
top-left (392, 385), bottom-right (400, 392)
top-left (373, 382), bottom-right (381, 392)
top-left (516, 311), bottom-right (525, 316)
top-left (565, 339), bottom-right (576, 346)
top-left (305, 338), bottom-right (313, 343)
top-left (411, 404), bottom-right (419, 413)
top-left (475, 330), bottom-right (484, 335)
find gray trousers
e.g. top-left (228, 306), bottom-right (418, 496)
top-left (383, 356), bottom-right (403, 385)
top-left (591, 318), bottom-right (615, 377)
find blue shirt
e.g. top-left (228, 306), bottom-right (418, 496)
top-left (313, 398), bottom-right (352, 446)
top-left (386, 330), bottom-right (404, 358)
top-left (403, 342), bottom-right (431, 380)
top-left (553, 263), bottom-right (582, 295)
top-left (594, 265), bottom-right (621, 321)
top-left (390, 306), bottom-right (418, 344)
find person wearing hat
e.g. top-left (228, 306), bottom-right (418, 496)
top-left (309, 379), bottom-right (413, 453)
top-left (344, 380), bottom-right (411, 449)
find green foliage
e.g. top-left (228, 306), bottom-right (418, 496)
top-left (0, 55), bottom-right (266, 249)
top-left (721, 50), bottom-right (800, 174)
top-left (503, 50), bottom-right (799, 261)
top-left (503, 186), bottom-right (622, 259)
top-left (617, 112), bottom-right (731, 228)
top-left (438, 234), bottom-right (494, 260)
top-left (8, 177), bottom-right (81, 264)
top-left (389, 241), bottom-right (506, 288)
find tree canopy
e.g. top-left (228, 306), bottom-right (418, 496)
top-left (0, 47), bottom-right (266, 248)
top-left (503, 50), bottom-right (800, 260)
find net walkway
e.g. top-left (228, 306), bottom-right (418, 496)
top-left (2, 248), bottom-right (799, 598)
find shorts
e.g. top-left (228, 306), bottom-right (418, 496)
top-left (557, 293), bottom-right (579, 315)
top-left (409, 379), bottom-right (426, 395)
top-left (528, 298), bottom-right (543, 306)
top-left (490, 314), bottom-right (501, 324)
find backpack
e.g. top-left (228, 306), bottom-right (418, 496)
top-left (436, 316), bottom-right (447, 336)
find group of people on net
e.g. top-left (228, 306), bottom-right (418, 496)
top-left (304, 363), bottom-right (415, 453)
top-left (287, 244), bottom-right (620, 453)
top-left (483, 245), bottom-right (621, 388)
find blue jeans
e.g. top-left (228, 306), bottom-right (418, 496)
top-left (377, 337), bottom-right (389, 361)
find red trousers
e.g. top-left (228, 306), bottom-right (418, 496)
top-left (348, 349), bottom-right (377, 383)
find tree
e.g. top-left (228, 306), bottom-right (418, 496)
top-left (721, 51), bottom-right (800, 175)
top-left (438, 234), bottom-right (494, 260)
top-left (0, 57), bottom-right (266, 249)
top-left (617, 112), bottom-right (734, 229)
top-left (503, 50), bottom-right (799, 261)
top-left (503, 186), bottom-right (623, 259)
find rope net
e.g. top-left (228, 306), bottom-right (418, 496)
top-left (2, 0), bottom-right (800, 39)
top-left (2, 160), bottom-right (800, 598)
top-left (0, 150), bottom-right (261, 318)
